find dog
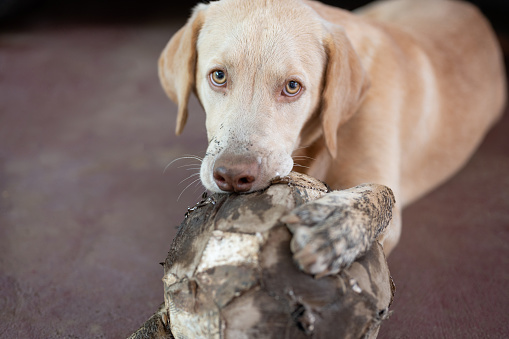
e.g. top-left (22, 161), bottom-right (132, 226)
top-left (158, 0), bottom-right (506, 277)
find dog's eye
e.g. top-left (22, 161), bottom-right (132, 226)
top-left (283, 80), bottom-right (301, 96)
top-left (210, 70), bottom-right (227, 86)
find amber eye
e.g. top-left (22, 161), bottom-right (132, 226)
top-left (210, 70), bottom-right (227, 86)
top-left (283, 80), bottom-right (301, 96)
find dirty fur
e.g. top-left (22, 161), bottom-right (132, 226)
top-left (282, 184), bottom-right (395, 277)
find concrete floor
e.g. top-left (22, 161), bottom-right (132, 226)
top-left (0, 6), bottom-right (508, 339)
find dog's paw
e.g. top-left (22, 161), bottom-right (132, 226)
top-left (281, 184), bottom-right (395, 278)
top-left (281, 201), bottom-right (371, 278)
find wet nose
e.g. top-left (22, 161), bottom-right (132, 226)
top-left (213, 156), bottom-right (260, 193)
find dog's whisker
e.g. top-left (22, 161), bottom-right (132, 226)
top-left (176, 164), bottom-right (202, 171)
top-left (293, 163), bottom-right (310, 169)
top-left (191, 182), bottom-right (206, 197)
top-left (178, 172), bottom-right (201, 186)
top-left (163, 155), bottom-right (203, 174)
top-left (178, 163), bottom-right (202, 169)
top-left (182, 154), bottom-right (204, 161)
top-left (292, 155), bottom-right (316, 160)
top-left (178, 178), bottom-right (203, 201)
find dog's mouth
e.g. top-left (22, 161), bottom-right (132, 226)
top-left (200, 152), bottom-right (294, 194)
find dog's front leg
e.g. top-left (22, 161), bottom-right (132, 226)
top-left (281, 184), bottom-right (395, 278)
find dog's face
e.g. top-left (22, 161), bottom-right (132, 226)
top-left (159, 0), bottom-right (368, 193)
top-left (195, 2), bottom-right (326, 192)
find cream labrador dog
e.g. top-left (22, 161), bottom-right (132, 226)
top-left (159, 0), bottom-right (506, 276)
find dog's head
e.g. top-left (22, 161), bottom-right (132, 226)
top-left (159, 0), bottom-right (368, 193)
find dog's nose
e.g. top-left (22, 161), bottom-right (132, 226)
top-left (213, 157), bottom-right (260, 193)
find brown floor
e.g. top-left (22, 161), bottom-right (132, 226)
top-left (1, 10), bottom-right (508, 339)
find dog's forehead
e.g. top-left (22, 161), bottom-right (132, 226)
top-left (197, 0), bottom-right (325, 69)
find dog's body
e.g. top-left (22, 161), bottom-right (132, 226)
top-left (159, 0), bottom-right (506, 276)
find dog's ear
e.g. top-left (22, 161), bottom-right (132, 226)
top-left (158, 6), bottom-right (206, 135)
top-left (321, 25), bottom-right (370, 158)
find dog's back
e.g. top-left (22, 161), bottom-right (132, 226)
top-left (354, 0), bottom-right (507, 203)
top-left (357, 0), bottom-right (506, 115)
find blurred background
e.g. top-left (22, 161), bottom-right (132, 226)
top-left (1, 0), bottom-right (509, 30)
top-left (1, 0), bottom-right (508, 338)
